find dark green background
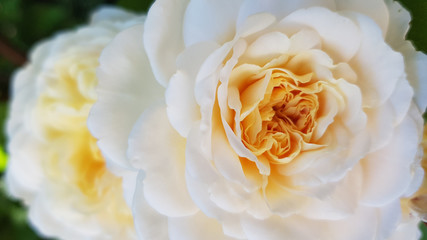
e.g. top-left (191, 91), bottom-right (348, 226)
top-left (0, 0), bottom-right (425, 239)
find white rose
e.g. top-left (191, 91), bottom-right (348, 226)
top-left (6, 7), bottom-right (144, 240)
top-left (89, 0), bottom-right (427, 239)
top-left (408, 125), bottom-right (427, 221)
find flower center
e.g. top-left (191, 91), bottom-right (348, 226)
top-left (241, 69), bottom-right (320, 165)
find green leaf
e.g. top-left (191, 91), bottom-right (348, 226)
top-left (117, 0), bottom-right (154, 12)
top-left (0, 148), bottom-right (6, 173)
top-left (420, 222), bottom-right (427, 240)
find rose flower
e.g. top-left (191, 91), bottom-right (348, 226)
top-left (409, 125), bottom-right (427, 222)
top-left (6, 7), bottom-right (144, 239)
top-left (89, 0), bottom-right (427, 239)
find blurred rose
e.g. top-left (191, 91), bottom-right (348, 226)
top-left (89, 0), bottom-right (427, 239)
top-left (6, 7), bottom-right (143, 240)
top-left (409, 125), bottom-right (427, 222)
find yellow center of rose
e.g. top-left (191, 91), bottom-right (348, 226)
top-left (242, 70), bottom-right (319, 165)
top-left (35, 48), bottom-right (133, 224)
top-left (219, 48), bottom-right (352, 195)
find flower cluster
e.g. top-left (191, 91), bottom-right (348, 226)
top-left (6, 0), bottom-right (427, 240)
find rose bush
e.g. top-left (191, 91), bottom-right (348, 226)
top-left (89, 0), bottom-right (427, 239)
top-left (6, 7), bottom-right (144, 240)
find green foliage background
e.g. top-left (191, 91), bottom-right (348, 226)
top-left (0, 0), bottom-right (425, 239)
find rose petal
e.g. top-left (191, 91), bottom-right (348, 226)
top-left (195, 43), bottom-right (234, 139)
top-left (90, 6), bottom-right (138, 24)
top-left (376, 200), bottom-right (402, 239)
top-left (383, 0), bottom-right (427, 111)
top-left (243, 31), bottom-right (290, 64)
top-left (29, 194), bottom-right (94, 239)
top-left (212, 128), bottom-right (258, 191)
top-left (7, 64), bottom-right (42, 138)
top-left (389, 79), bottom-right (414, 129)
top-left (288, 29), bottom-right (322, 54)
top-left (132, 171), bottom-right (169, 240)
top-left (237, 0), bottom-right (336, 28)
top-left (264, 180), bottom-right (309, 217)
top-left (144, 0), bottom-right (188, 86)
top-left (166, 41), bottom-right (220, 137)
top-left (183, 0), bottom-right (242, 46)
top-left (6, 134), bottom-right (44, 203)
top-left (279, 7), bottom-right (361, 62)
top-left (335, 79), bottom-right (367, 135)
top-left (289, 121), bottom-right (370, 186)
top-left (335, 0), bottom-right (389, 36)
top-left (185, 123), bottom-right (219, 183)
top-left (241, 214), bottom-right (322, 240)
top-left (360, 105), bottom-right (421, 206)
top-left (384, 0), bottom-right (410, 50)
top-left (364, 104), bottom-right (395, 153)
top-left (128, 104), bottom-right (198, 217)
top-left (216, 41), bottom-right (270, 175)
top-left (168, 212), bottom-right (236, 240)
top-left (346, 12), bottom-right (405, 108)
top-left (324, 206), bottom-right (378, 240)
top-left (209, 180), bottom-right (249, 214)
top-left (186, 126), bottom-right (251, 239)
top-left (236, 13), bottom-right (276, 38)
top-left (402, 104), bottom-right (424, 197)
top-left (299, 164), bottom-right (363, 220)
top-left (397, 42), bottom-right (427, 112)
top-left (6, 63), bottom-right (45, 203)
top-left (88, 24), bottom-right (164, 172)
top-left (387, 216), bottom-right (422, 240)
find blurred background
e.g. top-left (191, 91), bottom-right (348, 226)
top-left (0, 0), bottom-right (425, 239)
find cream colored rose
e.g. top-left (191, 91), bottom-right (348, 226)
top-left (6, 7), bottom-right (143, 240)
top-left (89, 0), bottom-right (427, 239)
top-left (408, 125), bottom-right (427, 221)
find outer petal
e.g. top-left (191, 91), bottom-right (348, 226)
top-left (90, 6), bottom-right (139, 24)
top-left (127, 103), bottom-right (198, 217)
top-left (168, 212), bottom-right (238, 240)
top-left (29, 183), bottom-right (137, 240)
top-left (279, 7), bottom-right (361, 62)
top-left (241, 214), bottom-right (323, 240)
top-left (335, 0), bottom-right (389, 36)
top-left (182, 0), bottom-right (243, 46)
top-left (132, 171), bottom-right (169, 240)
top-left (237, 0), bottom-right (335, 28)
top-left (29, 193), bottom-right (94, 240)
top-left (364, 77), bottom-right (413, 153)
top-left (6, 63), bottom-right (46, 203)
top-left (360, 104), bottom-right (422, 206)
top-left (376, 200), bottom-right (402, 240)
top-left (6, 134), bottom-right (44, 204)
top-left (185, 123), bottom-right (252, 238)
top-left (398, 42), bottom-right (427, 112)
top-left (384, 0), bottom-right (427, 112)
top-left (324, 206), bottom-right (378, 240)
top-left (387, 216), bottom-right (421, 240)
top-left (89, 24), bottom-right (164, 173)
top-left (346, 13), bottom-right (405, 108)
top-left (384, 0), bottom-right (410, 49)
top-left (144, 0), bottom-right (188, 86)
